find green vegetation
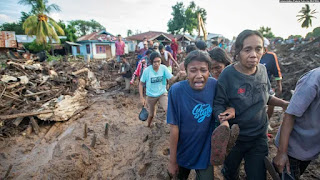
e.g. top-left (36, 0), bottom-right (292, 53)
top-left (167, 1), bottom-right (207, 35)
top-left (69, 20), bottom-right (105, 37)
top-left (258, 26), bottom-right (275, 39)
top-left (58, 20), bottom-right (77, 42)
top-left (19, 0), bottom-right (65, 44)
top-left (297, 4), bottom-right (318, 29)
top-left (23, 40), bottom-right (51, 53)
top-left (0, 12), bottom-right (31, 34)
top-left (306, 27), bottom-right (320, 38)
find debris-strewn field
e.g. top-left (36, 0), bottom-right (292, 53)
top-left (0, 39), bottom-right (319, 179)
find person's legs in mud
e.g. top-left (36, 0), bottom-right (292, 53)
top-left (116, 55), bottom-right (122, 72)
top-left (146, 96), bottom-right (159, 127)
top-left (115, 76), bottom-right (124, 89)
top-left (243, 136), bottom-right (268, 180)
top-left (158, 93), bottom-right (168, 113)
top-left (124, 77), bottom-right (130, 92)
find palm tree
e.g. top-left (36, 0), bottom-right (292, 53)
top-left (297, 4), bottom-right (318, 29)
top-left (19, 0), bottom-right (64, 44)
top-left (127, 29), bottom-right (132, 37)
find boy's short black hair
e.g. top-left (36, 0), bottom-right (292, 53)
top-left (118, 34), bottom-right (121, 37)
top-left (186, 44), bottom-right (197, 54)
top-left (211, 41), bottom-right (218, 46)
top-left (159, 44), bottom-right (164, 51)
top-left (145, 49), bottom-right (153, 55)
top-left (149, 52), bottom-right (161, 64)
top-left (195, 40), bottom-right (207, 50)
top-left (184, 50), bottom-right (212, 70)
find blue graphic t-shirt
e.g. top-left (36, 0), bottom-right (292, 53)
top-left (140, 64), bottom-right (173, 97)
top-left (167, 78), bottom-right (217, 169)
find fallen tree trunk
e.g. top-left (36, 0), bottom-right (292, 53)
top-left (0, 110), bottom-right (53, 121)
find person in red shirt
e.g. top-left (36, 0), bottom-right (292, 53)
top-left (171, 37), bottom-right (179, 61)
top-left (115, 34), bottom-right (125, 66)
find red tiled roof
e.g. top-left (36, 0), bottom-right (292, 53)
top-left (126, 31), bottom-right (176, 41)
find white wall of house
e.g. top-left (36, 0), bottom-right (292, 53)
top-left (72, 42), bottom-right (130, 59)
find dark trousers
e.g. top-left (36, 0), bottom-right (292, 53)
top-left (178, 165), bottom-right (214, 180)
top-left (279, 156), bottom-right (311, 180)
top-left (222, 136), bottom-right (268, 180)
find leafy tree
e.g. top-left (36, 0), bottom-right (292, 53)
top-left (258, 26), bottom-right (275, 39)
top-left (24, 40), bottom-right (51, 53)
top-left (167, 1), bottom-right (207, 35)
top-left (297, 4), bottom-right (317, 29)
top-left (58, 20), bottom-right (77, 42)
top-left (69, 19), bottom-right (105, 37)
top-left (305, 26), bottom-right (320, 38)
top-left (0, 11), bottom-right (32, 34)
top-left (18, 0), bottom-right (64, 44)
top-left (127, 29), bottom-right (132, 37)
top-left (0, 22), bottom-right (24, 34)
top-left (288, 35), bottom-right (302, 39)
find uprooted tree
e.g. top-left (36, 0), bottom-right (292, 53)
top-left (167, 1), bottom-right (207, 35)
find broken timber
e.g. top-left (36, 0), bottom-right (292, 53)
top-left (0, 110), bottom-right (53, 121)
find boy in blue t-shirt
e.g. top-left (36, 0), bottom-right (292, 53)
top-left (167, 50), bottom-right (235, 179)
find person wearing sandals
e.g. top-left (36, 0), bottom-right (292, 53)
top-left (167, 50), bottom-right (235, 179)
top-left (213, 30), bottom-right (289, 180)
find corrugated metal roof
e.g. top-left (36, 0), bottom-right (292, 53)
top-left (16, 35), bottom-right (66, 43)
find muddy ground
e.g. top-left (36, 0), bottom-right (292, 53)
top-left (1, 89), bottom-right (319, 179)
top-left (1, 42), bottom-right (320, 179)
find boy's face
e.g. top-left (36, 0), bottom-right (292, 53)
top-left (152, 57), bottom-right (161, 70)
top-left (186, 60), bottom-right (209, 90)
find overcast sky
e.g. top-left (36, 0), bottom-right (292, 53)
top-left (0, 0), bottom-right (319, 39)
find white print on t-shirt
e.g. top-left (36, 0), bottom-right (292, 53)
top-left (151, 76), bottom-right (163, 83)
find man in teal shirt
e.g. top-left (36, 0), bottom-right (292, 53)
top-left (139, 52), bottom-right (181, 127)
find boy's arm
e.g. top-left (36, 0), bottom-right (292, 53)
top-left (168, 124), bottom-right (179, 176)
top-left (273, 113), bottom-right (295, 174)
top-left (168, 71), bottom-right (186, 85)
top-left (213, 82), bottom-right (229, 121)
top-left (168, 52), bottom-right (179, 67)
top-left (267, 96), bottom-right (289, 110)
top-left (139, 81), bottom-right (146, 106)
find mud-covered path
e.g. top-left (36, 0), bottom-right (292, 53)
top-left (1, 91), bottom-right (319, 179)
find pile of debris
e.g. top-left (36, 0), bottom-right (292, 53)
top-left (0, 56), bottom-right (123, 137)
top-left (276, 37), bottom-right (320, 100)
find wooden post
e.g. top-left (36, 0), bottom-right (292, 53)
top-left (90, 134), bottom-right (96, 148)
top-left (30, 117), bottom-right (40, 135)
top-left (13, 117), bottom-right (24, 127)
top-left (104, 123), bottom-right (108, 138)
top-left (4, 164), bottom-right (13, 179)
top-left (83, 123), bottom-right (87, 138)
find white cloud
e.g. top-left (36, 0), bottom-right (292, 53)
top-left (0, 14), bottom-right (16, 24)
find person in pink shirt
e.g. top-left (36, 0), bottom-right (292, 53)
top-left (115, 34), bottom-right (125, 63)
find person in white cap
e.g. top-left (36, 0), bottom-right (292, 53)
top-left (260, 37), bottom-right (283, 134)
